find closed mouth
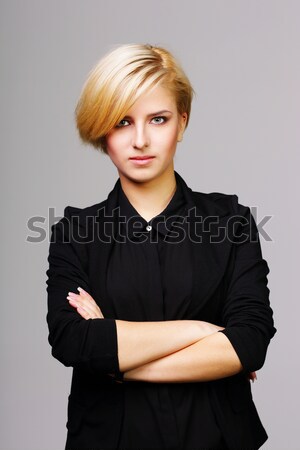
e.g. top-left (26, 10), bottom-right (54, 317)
top-left (129, 156), bottom-right (155, 160)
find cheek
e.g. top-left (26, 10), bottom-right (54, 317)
top-left (106, 134), bottom-right (125, 158)
top-left (152, 126), bottom-right (178, 148)
top-left (157, 126), bottom-right (179, 149)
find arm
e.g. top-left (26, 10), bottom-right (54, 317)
top-left (66, 288), bottom-right (225, 373)
top-left (122, 198), bottom-right (276, 383)
top-left (123, 331), bottom-right (243, 383)
top-left (62, 199), bottom-right (275, 381)
top-left (46, 206), bottom-right (119, 375)
top-left (114, 319), bottom-right (224, 372)
top-left (46, 206), bottom-right (223, 375)
top-left (218, 198), bottom-right (277, 373)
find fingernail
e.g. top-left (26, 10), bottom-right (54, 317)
top-left (77, 287), bottom-right (83, 292)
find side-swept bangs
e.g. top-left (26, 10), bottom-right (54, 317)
top-left (75, 43), bottom-right (194, 153)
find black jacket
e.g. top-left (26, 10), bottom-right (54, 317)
top-left (46, 171), bottom-right (276, 449)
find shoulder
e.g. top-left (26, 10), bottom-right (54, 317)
top-left (51, 200), bottom-right (108, 243)
top-left (192, 190), bottom-right (266, 248)
top-left (191, 189), bottom-right (249, 217)
top-left (58, 198), bottom-right (109, 227)
top-left (63, 199), bottom-right (107, 220)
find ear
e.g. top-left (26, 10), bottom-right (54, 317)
top-left (177, 112), bottom-right (188, 142)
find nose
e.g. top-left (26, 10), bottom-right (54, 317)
top-left (131, 123), bottom-right (150, 149)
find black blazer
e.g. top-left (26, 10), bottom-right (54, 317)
top-left (46, 171), bottom-right (276, 449)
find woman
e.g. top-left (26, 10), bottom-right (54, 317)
top-left (46, 43), bottom-right (276, 449)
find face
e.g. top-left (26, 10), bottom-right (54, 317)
top-left (105, 83), bottom-right (187, 187)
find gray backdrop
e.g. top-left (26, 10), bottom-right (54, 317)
top-left (1, 0), bottom-right (299, 449)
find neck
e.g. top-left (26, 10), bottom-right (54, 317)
top-left (119, 167), bottom-right (177, 220)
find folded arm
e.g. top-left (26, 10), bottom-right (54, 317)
top-left (120, 200), bottom-right (277, 384)
top-left (46, 207), bottom-right (223, 375)
top-left (123, 331), bottom-right (243, 383)
top-left (65, 290), bottom-right (243, 382)
top-left (47, 201), bottom-right (276, 383)
top-left (65, 288), bottom-right (226, 373)
top-left (114, 319), bottom-right (224, 372)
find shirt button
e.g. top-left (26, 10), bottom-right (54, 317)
top-left (146, 224), bottom-right (152, 231)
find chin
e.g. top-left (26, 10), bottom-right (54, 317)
top-left (119, 168), bottom-right (159, 183)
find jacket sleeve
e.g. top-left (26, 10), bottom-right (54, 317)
top-left (45, 206), bottom-right (120, 375)
top-left (219, 195), bottom-right (277, 373)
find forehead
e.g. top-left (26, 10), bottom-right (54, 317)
top-left (126, 84), bottom-right (177, 116)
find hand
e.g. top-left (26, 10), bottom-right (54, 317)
top-left (247, 371), bottom-right (257, 383)
top-left (67, 287), bottom-right (104, 319)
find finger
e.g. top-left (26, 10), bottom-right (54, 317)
top-left (72, 298), bottom-right (97, 317)
top-left (76, 305), bottom-right (91, 320)
top-left (70, 290), bottom-right (104, 317)
top-left (67, 297), bottom-right (86, 312)
top-left (68, 291), bottom-right (90, 303)
top-left (67, 292), bottom-right (103, 318)
top-left (68, 298), bottom-right (78, 310)
top-left (67, 298), bottom-right (91, 319)
top-left (77, 287), bottom-right (96, 303)
top-left (70, 300), bottom-right (95, 321)
top-left (248, 371), bottom-right (257, 382)
top-left (69, 290), bottom-right (101, 316)
top-left (69, 296), bottom-right (102, 319)
top-left (67, 293), bottom-right (94, 310)
top-left (77, 287), bottom-right (88, 295)
top-left (68, 289), bottom-right (94, 303)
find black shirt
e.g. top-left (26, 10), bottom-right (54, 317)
top-left (105, 172), bottom-right (225, 449)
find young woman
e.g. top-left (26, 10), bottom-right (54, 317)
top-left (46, 43), bottom-right (276, 450)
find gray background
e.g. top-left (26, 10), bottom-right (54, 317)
top-left (1, 1), bottom-right (298, 449)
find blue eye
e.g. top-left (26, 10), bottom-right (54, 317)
top-left (151, 116), bottom-right (167, 124)
top-left (116, 119), bottom-right (130, 128)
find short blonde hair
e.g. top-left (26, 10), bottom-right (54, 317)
top-left (75, 43), bottom-right (195, 153)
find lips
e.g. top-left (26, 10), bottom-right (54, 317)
top-left (129, 156), bottom-right (155, 160)
top-left (129, 156), bottom-right (155, 166)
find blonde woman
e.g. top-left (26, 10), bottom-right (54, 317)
top-left (46, 43), bottom-right (276, 450)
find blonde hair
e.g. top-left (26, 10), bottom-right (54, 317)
top-left (75, 43), bottom-right (195, 153)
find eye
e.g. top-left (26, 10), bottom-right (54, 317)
top-left (151, 116), bottom-right (168, 124)
top-left (116, 119), bottom-right (130, 128)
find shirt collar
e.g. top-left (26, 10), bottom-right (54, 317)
top-left (118, 172), bottom-right (188, 239)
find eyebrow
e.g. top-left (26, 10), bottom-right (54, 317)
top-left (122, 110), bottom-right (173, 119)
